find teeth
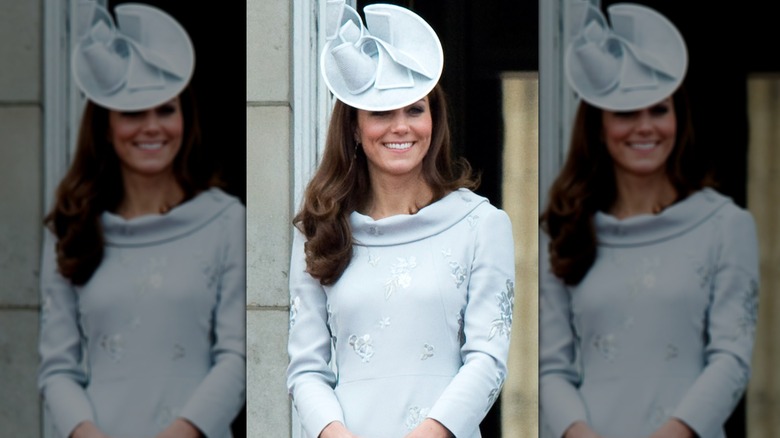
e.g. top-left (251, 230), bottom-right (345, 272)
top-left (385, 142), bottom-right (412, 150)
top-left (137, 142), bottom-right (163, 150)
top-left (630, 143), bottom-right (656, 150)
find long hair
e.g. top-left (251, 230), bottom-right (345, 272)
top-left (294, 84), bottom-right (477, 285)
top-left (540, 87), bottom-right (708, 285)
top-left (44, 87), bottom-right (216, 285)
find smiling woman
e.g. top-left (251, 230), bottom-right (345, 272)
top-left (37, 3), bottom-right (245, 438)
top-left (539, 3), bottom-right (759, 438)
top-left (285, 2), bottom-right (516, 438)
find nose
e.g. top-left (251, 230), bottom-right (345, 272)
top-left (390, 112), bottom-right (410, 134)
top-left (141, 112), bottom-right (161, 132)
top-left (635, 111), bottom-right (653, 134)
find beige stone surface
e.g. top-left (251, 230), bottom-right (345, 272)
top-left (0, 310), bottom-right (41, 436)
top-left (0, 0), bottom-right (40, 101)
top-left (246, 106), bottom-right (291, 308)
top-left (247, 310), bottom-right (291, 437)
top-left (0, 106), bottom-right (42, 306)
top-left (247, 0), bottom-right (290, 102)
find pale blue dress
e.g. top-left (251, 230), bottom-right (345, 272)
top-left (540, 188), bottom-right (759, 438)
top-left (287, 189), bottom-right (516, 438)
top-left (38, 188), bottom-right (246, 438)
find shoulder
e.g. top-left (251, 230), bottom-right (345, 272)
top-left (197, 188), bottom-right (245, 222)
top-left (697, 188), bottom-right (754, 230)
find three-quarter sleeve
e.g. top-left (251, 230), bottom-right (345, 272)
top-left (427, 207), bottom-right (516, 437)
top-left (538, 232), bottom-right (589, 438)
top-left (179, 203), bottom-right (247, 437)
top-left (286, 228), bottom-right (345, 437)
top-left (37, 230), bottom-right (96, 438)
top-left (672, 208), bottom-right (759, 437)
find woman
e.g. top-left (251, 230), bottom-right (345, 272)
top-left (38, 4), bottom-right (245, 438)
top-left (286, 3), bottom-right (515, 438)
top-left (540, 3), bottom-right (758, 438)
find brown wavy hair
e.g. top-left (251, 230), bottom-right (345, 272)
top-left (44, 87), bottom-right (217, 285)
top-left (540, 87), bottom-right (709, 285)
top-left (294, 84), bottom-right (477, 285)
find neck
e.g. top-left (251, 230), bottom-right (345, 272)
top-left (610, 171), bottom-right (678, 219)
top-left (365, 171), bottom-right (434, 220)
top-left (117, 171), bottom-right (186, 219)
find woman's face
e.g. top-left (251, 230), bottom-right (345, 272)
top-left (602, 97), bottom-right (677, 178)
top-left (355, 97), bottom-right (432, 180)
top-left (108, 97), bottom-right (183, 179)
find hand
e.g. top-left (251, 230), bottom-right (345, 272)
top-left (403, 419), bottom-right (452, 438)
top-left (319, 421), bottom-right (361, 438)
top-left (648, 418), bottom-right (695, 438)
top-left (70, 421), bottom-right (111, 438)
top-left (155, 418), bottom-right (202, 438)
top-left (563, 421), bottom-right (604, 438)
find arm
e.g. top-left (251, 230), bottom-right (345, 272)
top-left (37, 230), bottom-right (99, 438)
top-left (538, 231), bottom-right (591, 438)
top-left (670, 208), bottom-right (759, 437)
top-left (176, 203), bottom-right (247, 438)
top-left (425, 208), bottom-right (515, 437)
top-left (286, 228), bottom-right (346, 437)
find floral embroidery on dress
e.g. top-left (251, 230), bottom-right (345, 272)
top-left (486, 371), bottom-right (505, 412)
top-left (420, 343), bottom-right (435, 360)
top-left (385, 257), bottom-right (417, 300)
top-left (467, 214), bottom-right (480, 228)
top-left (195, 248), bottom-right (221, 289)
top-left (441, 247), bottom-right (467, 287)
top-left (650, 404), bottom-right (670, 428)
top-left (736, 278), bottom-right (759, 339)
top-left (626, 256), bottom-right (660, 297)
top-left (693, 256), bottom-right (716, 290)
top-left (348, 334), bottom-right (374, 362)
top-left (100, 333), bottom-right (126, 362)
top-left (368, 253), bottom-right (380, 267)
top-left (665, 344), bottom-right (678, 361)
top-left (378, 317), bottom-right (391, 329)
top-left (289, 296), bottom-right (300, 328)
top-left (136, 256), bottom-right (168, 296)
top-left (448, 261), bottom-right (467, 288)
top-left (368, 225), bottom-right (383, 236)
top-left (593, 333), bottom-right (617, 361)
top-left (489, 279), bottom-right (514, 340)
top-left (405, 406), bottom-right (431, 430)
top-left (173, 343), bottom-right (185, 360)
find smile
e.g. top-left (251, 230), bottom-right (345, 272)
top-left (628, 142), bottom-right (657, 151)
top-left (136, 142), bottom-right (165, 151)
top-left (384, 142), bottom-right (413, 150)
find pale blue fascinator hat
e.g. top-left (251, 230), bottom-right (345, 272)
top-left (72, 1), bottom-right (195, 111)
top-left (565, 1), bottom-right (687, 111)
top-left (320, 0), bottom-right (444, 111)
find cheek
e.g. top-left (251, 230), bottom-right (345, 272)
top-left (108, 119), bottom-right (137, 143)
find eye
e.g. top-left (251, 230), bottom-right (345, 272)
top-left (649, 104), bottom-right (670, 116)
top-left (407, 104), bottom-right (426, 115)
top-left (612, 110), bottom-right (638, 119)
top-left (369, 110), bottom-right (391, 118)
top-left (156, 104), bottom-right (178, 116)
top-left (119, 110), bottom-right (145, 118)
